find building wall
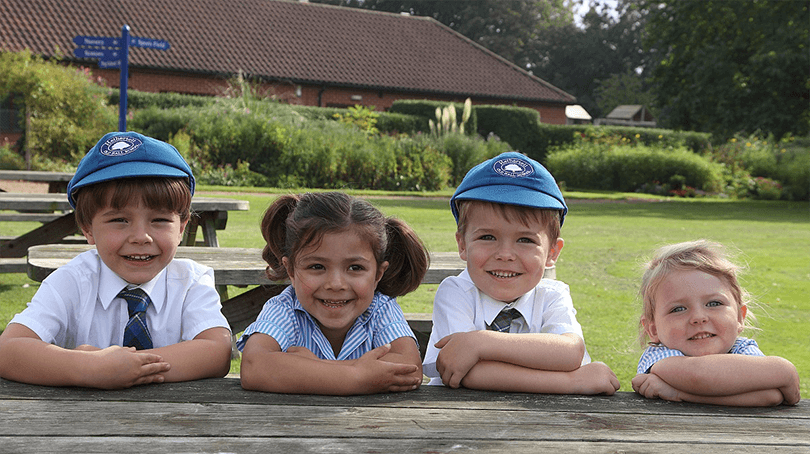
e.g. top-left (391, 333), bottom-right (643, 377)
top-left (94, 67), bottom-right (569, 124)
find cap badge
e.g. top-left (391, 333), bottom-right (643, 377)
top-left (493, 157), bottom-right (534, 178)
top-left (100, 136), bottom-right (143, 157)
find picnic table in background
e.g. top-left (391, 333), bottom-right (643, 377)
top-left (0, 377), bottom-right (807, 452)
top-left (0, 170), bottom-right (74, 193)
top-left (0, 193), bottom-right (248, 259)
top-left (26, 244), bottom-right (470, 357)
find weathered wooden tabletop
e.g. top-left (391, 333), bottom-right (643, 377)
top-left (0, 377), bottom-right (806, 453)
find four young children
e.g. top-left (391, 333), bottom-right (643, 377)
top-left (0, 133), bottom-right (800, 406)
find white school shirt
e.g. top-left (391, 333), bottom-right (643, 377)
top-left (422, 269), bottom-right (590, 385)
top-left (10, 249), bottom-right (229, 349)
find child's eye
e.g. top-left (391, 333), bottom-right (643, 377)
top-left (669, 306), bottom-right (685, 313)
top-left (706, 300), bottom-right (724, 307)
top-left (478, 234), bottom-right (495, 241)
top-left (517, 237), bottom-right (536, 244)
top-left (348, 264), bottom-right (365, 272)
top-left (306, 264), bottom-right (325, 270)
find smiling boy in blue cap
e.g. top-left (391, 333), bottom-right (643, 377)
top-left (422, 152), bottom-right (620, 394)
top-left (0, 132), bottom-right (231, 389)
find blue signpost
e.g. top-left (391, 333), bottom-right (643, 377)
top-left (73, 26), bottom-right (170, 131)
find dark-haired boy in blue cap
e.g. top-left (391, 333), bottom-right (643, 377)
top-left (423, 152), bottom-right (620, 394)
top-left (0, 132), bottom-right (232, 388)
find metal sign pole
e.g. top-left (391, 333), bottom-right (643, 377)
top-left (119, 25), bottom-right (130, 132)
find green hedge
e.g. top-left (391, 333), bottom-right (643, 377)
top-left (103, 88), bottom-right (215, 109)
top-left (546, 144), bottom-right (725, 193)
top-left (388, 99), bottom-right (478, 135)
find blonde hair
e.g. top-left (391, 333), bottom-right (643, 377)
top-left (637, 239), bottom-right (756, 346)
top-left (455, 200), bottom-right (561, 242)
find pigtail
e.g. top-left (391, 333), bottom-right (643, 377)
top-left (377, 217), bottom-right (429, 297)
top-left (261, 194), bottom-right (299, 281)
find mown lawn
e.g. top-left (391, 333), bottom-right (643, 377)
top-left (2, 189), bottom-right (808, 397)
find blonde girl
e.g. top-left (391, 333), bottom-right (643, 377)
top-left (632, 240), bottom-right (799, 406)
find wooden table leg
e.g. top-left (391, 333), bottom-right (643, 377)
top-left (0, 212), bottom-right (79, 258)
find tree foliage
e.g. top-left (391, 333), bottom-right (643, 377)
top-left (643, 0), bottom-right (810, 139)
top-left (0, 50), bottom-right (115, 162)
top-left (528, 0), bottom-right (651, 118)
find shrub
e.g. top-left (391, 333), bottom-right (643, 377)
top-left (389, 100), bottom-right (478, 135)
top-left (104, 88), bottom-right (215, 109)
top-left (546, 142), bottom-right (724, 193)
top-left (0, 50), bottom-right (116, 164)
top-left (130, 106), bottom-right (198, 141)
top-left (0, 144), bottom-right (25, 169)
top-left (711, 134), bottom-right (810, 200)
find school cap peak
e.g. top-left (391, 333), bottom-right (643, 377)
top-left (67, 132), bottom-right (195, 208)
top-left (450, 152), bottom-right (567, 226)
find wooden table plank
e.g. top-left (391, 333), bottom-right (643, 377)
top-left (0, 170), bottom-right (74, 193)
top-left (2, 378), bottom-right (807, 452)
top-left (1, 392), bottom-right (807, 446)
top-left (0, 438), bottom-right (796, 454)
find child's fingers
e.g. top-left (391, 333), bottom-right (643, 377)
top-left (366, 343), bottom-right (393, 359)
top-left (433, 333), bottom-right (456, 349)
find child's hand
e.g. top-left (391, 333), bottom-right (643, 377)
top-left (434, 331), bottom-right (480, 388)
top-left (570, 362), bottom-right (621, 395)
top-left (632, 373), bottom-right (683, 402)
top-left (353, 344), bottom-right (421, 394)
top-left (85, 346), bottom-right (171, 389)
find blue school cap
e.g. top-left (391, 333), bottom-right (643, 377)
top-left (67, 131), bottom-right (195, 208)
top-left (450, 152), bottom-right (567, 226)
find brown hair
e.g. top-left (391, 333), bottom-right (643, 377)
top-left (637, 239), bottom-right (756, 346)
top-left (261, 192), bottom-right (429, 297)
top-left (73, 177), bottom-right (193, 230)
top-left (455, 200), bottom-right (561, 242)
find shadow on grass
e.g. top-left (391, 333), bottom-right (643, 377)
top-left (570, 200), bottom-right (809, 223)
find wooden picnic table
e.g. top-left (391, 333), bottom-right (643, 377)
top-left (0, 193), bottom-right (249, 258)
top-left (0, 170), bottom-right (74, 193)
top-left (0, 377), bottom-right (806, 452)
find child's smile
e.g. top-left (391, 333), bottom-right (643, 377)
top-left (81, 200), bottom-right (186, 285)
top-left (456, 204), bottom-right (562, 303)
top-left (285, 230), bottom-right (388, 351)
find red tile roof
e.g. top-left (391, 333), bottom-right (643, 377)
top-left (0, 0), bottom-right (574, 103)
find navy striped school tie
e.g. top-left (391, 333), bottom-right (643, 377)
top-left (118, 287), bottom-right (153, 350)
top-left (488, 308), bottom-right (521, 333)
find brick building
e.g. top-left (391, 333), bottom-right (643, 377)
top-left (0, 0), bottom-right (575, 144)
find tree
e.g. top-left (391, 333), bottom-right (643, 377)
top-left (0, 50), bottom-right (115, 164)
top-left (526, 0), bottom-right (651, 118)
top-left (594, 71), bottom-right (657, 119)
top-left (643, 0), bottom-right (810, 139)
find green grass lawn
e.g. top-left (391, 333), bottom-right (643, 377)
top-left (2, 189), bottom-right (808, 397)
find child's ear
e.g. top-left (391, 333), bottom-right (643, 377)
top-left (375, 260), bottom-right (389, 284)
top-left (81, 225), bottom-right (96, 245)
top-left (455, 230), bottom-right (467, 261)
top-left (737, 304), bottom-right (748, 333)
top-left (282, 256), bottom-right (295, 282)
top-left (643, 317), bottom-right (660, 343)
top-left (545, 238), bottom-right (564, 267)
